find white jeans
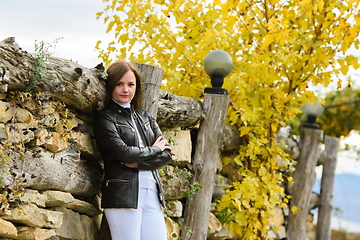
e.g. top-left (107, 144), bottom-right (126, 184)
top-left (104, 188), bottom-right (167, 240)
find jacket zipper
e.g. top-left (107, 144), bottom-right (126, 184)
top-left (116, 124), bottom-right (135, 132)
top-left (142, 121), bottom-right (150, 129)
top-left (106, 179), bottom-right (130, 187)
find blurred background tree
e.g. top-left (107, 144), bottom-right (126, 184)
top-left (290, 81), bottom-right (360, 138)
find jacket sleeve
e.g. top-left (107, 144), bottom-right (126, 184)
top-left (93, 112), bottom-right (163, 164)
top-left (137, 111), bottom-right (173, 170)
top-left (136, 149), bottom-right (172, 170)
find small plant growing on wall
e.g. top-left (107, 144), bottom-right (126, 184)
top-left (26, 38), bottom-right (62, 92)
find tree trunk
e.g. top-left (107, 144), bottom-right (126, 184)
top-left (156, 91), bottom-right (204, 129)
top-left (316, 135), bottom-right (339, 240)
top-left (133, 62), bottom-right (163, 119)
top-left (0, 37), bottom-right (107, 115)
top-left (287, 127), bottom-right (323, 240)
top-left (181, 93), bottom-right (230, 240)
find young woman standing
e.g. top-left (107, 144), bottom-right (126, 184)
top-left (93, 61), bottom-right (172, 240)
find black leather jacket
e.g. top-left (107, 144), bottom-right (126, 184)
top-left (93, 100), bottom-right (172, 209)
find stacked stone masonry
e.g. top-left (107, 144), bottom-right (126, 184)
top-left (0, 92), bottom-right (319, 240)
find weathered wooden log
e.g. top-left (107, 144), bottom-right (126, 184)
top-left (41, 58), bottom-right (107, 114)
top-left (157, 91), bottom-right (204, 129)
top-left (316, 135), bottom-right (339, 240)
top-left (0, 37), bottom-right (35, 91)
top-left (9, 145), bottom-right (103, 197)
top-left (0, 37), bottom-right (107, 115)
top-left (317, 150), bottom-right (327, 166)
top-left (133, 62), bottom-right (163, 119)
top-left (182, 93), bottom-right (230, 240)
top-left (287, 127), bottom-right (323, 240)
top-left (0, 37), bottom-right (207, 129)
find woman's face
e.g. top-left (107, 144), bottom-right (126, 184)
top-left (112, 70), bottom-right (136, 104)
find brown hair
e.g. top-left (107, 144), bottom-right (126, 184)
top-left (105, 61), bottom-right (143, 110)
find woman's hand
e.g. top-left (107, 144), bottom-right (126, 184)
top-left (152, 136), bottom-right (172, 151)
top-left (121, 162), bottom-right (138, 168)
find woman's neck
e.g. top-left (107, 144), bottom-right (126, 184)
top-left (112, 98), bottom-right (131, 109)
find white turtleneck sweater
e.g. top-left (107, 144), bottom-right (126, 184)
top-left (113, 99), bottom-right (157, 191)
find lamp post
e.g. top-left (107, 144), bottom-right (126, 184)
top-left (182, 50), bottom-right (232, 240)
top-left (203, 50), bottom-right (233, 95)
top-left (302, 98), bottom-right (325, 129)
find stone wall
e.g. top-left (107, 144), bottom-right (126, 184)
top-left (0, 91), bottom-right (103, 240)
top-left (0, 91), bottom-right (207, 240)
top-left (0, 91), bottom-right (321, 240)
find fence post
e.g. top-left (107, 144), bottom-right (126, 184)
top-left (287, 127), bottom-right (323, 240)
top-left (316, 135), bottom-right (339, 240)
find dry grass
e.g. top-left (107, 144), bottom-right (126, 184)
top-left (331, 230), bottom-right (360, 240)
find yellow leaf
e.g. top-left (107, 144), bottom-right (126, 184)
top-left (234, 155), bottom-right (243, 166)
top-left (96, 11), bottom-right (103, 20)
top-left (279, 202), bottom-right (287, 208)
top-left (346, 55), bottom-right (360, 70)
top-left (261, 34), bottom-right (275, 50)
top-left (240, 126), bottom-right (250, 136)
top-left (218, 194), bottom-right (231, 211)
top-left (271, 124), bottom-right (277, 133)
top-left (258, 166), bottom-right (267, 176)
top-left (222, 156), bottom-right (232, 166)
top-left (95, 40), bottom-right (102, 49)
top-left (287, 176), bottom-right (294, 183)
top-left (230, 111), bottom-right (239, 124)
top-left (120, 47), bottom-right (127, 56)
top-left (291, 206), bottom-right (298, 214)
top-left (229, 222), bottom-right (234, 235)
top-left (265, 108), bottom-right (273, 119)
top-left (242, 199), bottom-right (250, 209)
top-left (235, 212), bottom-right (248, 226)
top-left (66, 121), bottom-right (72, 130)
top-left (106, 21), bottom-right (115, 33)
top-left (352, 60), bottom-right (360, 70)
top-left (111, 0), bottom-right (117, 10)
top-left (113, 14), bottom-right (120, 23)
top-left (119, 34), bottom-right (128, 44)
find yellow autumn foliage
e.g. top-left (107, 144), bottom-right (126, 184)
top-left (96, 0), bottom-right (360, 238)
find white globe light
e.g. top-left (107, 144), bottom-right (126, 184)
top-left (204, 50), bottom-right (233, 78)
top-left (303, 98), bottom-right (325, 117)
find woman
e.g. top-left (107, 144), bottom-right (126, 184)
top-left (93, 61), bottom-right (172, 240)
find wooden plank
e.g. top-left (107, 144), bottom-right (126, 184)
top-left (287, 127), bottom-right (323, 240)
top-left (133, 62), bottom-right (163, 119)
top-left (316, 135), bottom-right (339, 240)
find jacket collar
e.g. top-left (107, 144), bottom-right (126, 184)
top-left (107, 99), bottom-right (134, 116)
